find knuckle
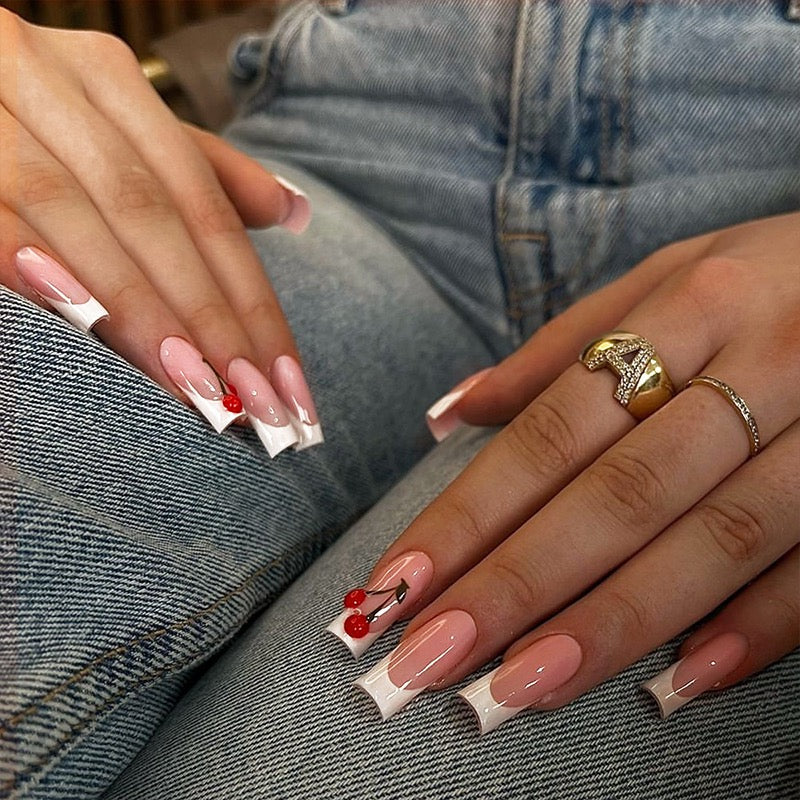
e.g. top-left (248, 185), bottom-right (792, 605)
top-left (186, 188), bottom-right (244, 238)
top-left (105, 280), bottom-right (150, 311)
top-left (186, 298), bottom-right (231, 330)
top-left (489, 556), bottom-right (540, 617)
top-left (586, 445), bottom-right (666, 528)
top-left (85, 29), bottom-right (138, 66)
top-left (505, 395), bottom-right (578, 477)
top-left (695, 499), bottom-right (769, 565)
top-left (110, 165), bottom-right (172, 221)
top-left (437, 492), bottom-right (490, 554)
top-left (676, 256), bottom-right (749, 308)
top-left (17, 161), bottom-right (81, 208)
top-left (599, 587), bottom-right (653, 640)
top-left (240, 295), bottom-right (278, 325)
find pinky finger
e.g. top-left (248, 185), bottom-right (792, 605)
top-left (642, 546), bottom-right (799, 719)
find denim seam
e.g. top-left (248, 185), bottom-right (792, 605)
top-left (1, 463), bottom-right (240, 563)
top-left (3, 524), bottom-right (338, 793)
top-left (494, 0), bottom-right (534, 330)
top-left (568, 0), bottom-right (640, 307)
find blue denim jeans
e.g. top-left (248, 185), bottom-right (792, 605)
top-left (2, 2), bottom-right (798, 798)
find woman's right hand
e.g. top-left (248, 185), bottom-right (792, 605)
top-left (0, 9), bottom-right (323, 454)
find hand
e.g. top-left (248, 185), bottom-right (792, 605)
top-left (0, 10), bottom-right (321, 453)
top-left (329, 212), bottom-right (799, 728)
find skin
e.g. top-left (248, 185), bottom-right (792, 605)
top-left (0, 9), bottom-right (300, 406)
top-left (372, 212), bottom-right (800, 707)
top-left (1, 9), bottom-right (796, 714)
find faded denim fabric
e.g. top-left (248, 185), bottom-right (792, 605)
top-left (2, 1), bottom-right (798, 798)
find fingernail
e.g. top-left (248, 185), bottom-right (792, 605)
top-left (641, 632), bottom-right (749, 719)
top-left (270, 355), bottom-right (323, 450)
top-left (227, 357), bottom-right (298, 457)
top-left (274, 175), bottom-right (311, 234)
top-left (458, 634), bottom-right (582, 734)
top-left (15, 246), bottom-right (109, 333)
top-left (426, 368), bottom-right (493, 443)
top-left (327, 551), bottom-right (434, 658)
top-left (159, 336), bottom-right (246, 433)
top-left (354, 610), bottom-right (477, 720)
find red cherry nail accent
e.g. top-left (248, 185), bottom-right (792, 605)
top-left (343, 613), bottom-right (370, 639)
top-left (344, 588), bottom-right (367, 608)
top-left (222, 393), bottom-right (243, 413)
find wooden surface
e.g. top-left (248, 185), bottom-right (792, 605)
top-left (2, 1), bottom-right (262, 56)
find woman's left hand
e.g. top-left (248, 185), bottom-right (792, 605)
top-left (332, 212), bottom-right (799, 729)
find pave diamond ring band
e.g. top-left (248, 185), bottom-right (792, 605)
top-left (580, 331), bottom-right (675, 421)
top-left (684, 376), bottom-right (761, 456)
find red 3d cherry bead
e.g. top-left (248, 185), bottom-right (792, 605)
top-left (343, 613), bottom-right (370, 639)
top-left (222, 393), bottom-right (243, 413)
top-left (226, 383), bottom-right (239, 396)
top-left (344, 588), bottom-right (367, 608)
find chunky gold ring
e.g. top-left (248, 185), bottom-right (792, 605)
top-left (580, 331), bottom-right (675, 420)
top-left (684, 376), bottom-right (760, 456)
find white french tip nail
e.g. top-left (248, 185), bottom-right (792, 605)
top-left (292, 420), bottom-right (324, 451)
top-left (641, 662), bottom-right (689, 719)
top-left (46, 296), bottom-right (109, 333)
top-left (274, 175), bottom-right (312, 234)
top-left (426, 386), bottom-right (469, 423)
top-left (183, 386), bottom-right (246, 433)
top-left (353, 653), bottom-right (422, 721)
top-left (458, 668), bottom-right (521, 735)
top-left (250, 417), bottom-right (299, 458)
top-left (326, 610), bottom-right (381, 659)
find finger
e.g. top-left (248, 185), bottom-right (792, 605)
top-left (77, 41), bottom-right (303, 369)
top-left (0, 108), bottom-right (189, 390)
top-left (456, 422), bottom-right (799, 732)
top-left (182, 124), bottom-right (311, 234)
top-left (406, 326), bottom-right (799, 679)
top-left (4, 35), bottom-right (263, 378)
top-left (431, 228), bottom-right (721, 431)
top-left (643, 546), bottom-right (799, 718)
top-left (334, 248), bottom-right (800, 662)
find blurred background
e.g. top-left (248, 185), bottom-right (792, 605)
top-left (3, 0), bottom-right (258, 57)
top-left (1, 0), bottom-right (277, 128)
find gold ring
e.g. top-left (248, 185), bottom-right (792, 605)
top-left (684, 376), bottom-right (760, 456)
top-left (580, 331), bottom-right (675, 420)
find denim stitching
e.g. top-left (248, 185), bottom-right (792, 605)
top-left (3, 525), bottom-right (338, 793)
top-left (495, 0), bottom-right (534, 329)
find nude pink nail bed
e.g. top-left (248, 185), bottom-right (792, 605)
top-left (459, 634), bottom-right (583, 734)
top-left (641, 632), bottom-right (749, 718)
top-left (354, 610), bottom-right (477, 720)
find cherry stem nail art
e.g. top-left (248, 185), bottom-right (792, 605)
top-left (205, 359), bottom-right (243, 413)
top-left (342, 579), bottom-right (409, 639)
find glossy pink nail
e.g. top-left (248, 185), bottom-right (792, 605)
top-left (459, 634), bottom-right (582, 734)
top-left (15, 246), bottom-right (109, 332)
top-left (271, 355), bottom-right (323, 449)
top-left (354, 610), bottom-right (477, 720)
top-left (326, 551), bottom-right (434, 658)
top-left (159, 336), bottom-right (245, 433)
top-left (274, 175), bottom-right (311, 234)
top-left (227, 357), bottom-right (298, 457)
top-left (642, 632), bottom-right (749, 718)
top-left (425, 368), bottom-right (493, 442)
